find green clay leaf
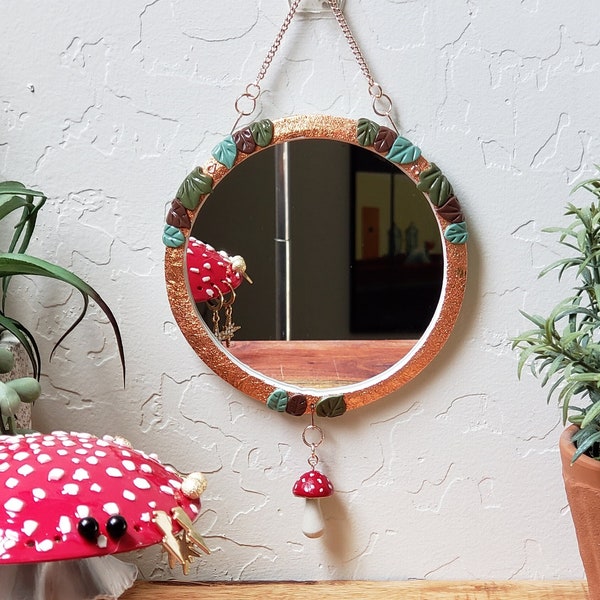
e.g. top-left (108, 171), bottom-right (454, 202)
top-left (176, 168), bottom-right (213, 210)
top-left (417, 163), bottom-right (454, 207)
top-left (316, 395), bottom-right (347, 418)
top-left (267, 389), bottom-right (288, 412)
top-left (444, 221), bottom-right (468, 245)
top-left (250, 119), bottom-right (274, 147)
top-left (212, 135), bottom-right (237, 169)
top-left (162, 224), bottom-right (185, 248)
top-left (386, 136), bottom-right (422, 164)
top-left (357, 118), bottom-right (380, 147)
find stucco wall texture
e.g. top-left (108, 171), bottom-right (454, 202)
top-left (2, 0), bottom-right (599, 582)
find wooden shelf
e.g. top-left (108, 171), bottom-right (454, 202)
top-left (121, 580), bottom-right (589, 599)
top-left (229, 339), bottom-right (416, 387)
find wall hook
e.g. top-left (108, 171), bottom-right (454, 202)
top-left (287, 0), bottom-right (346, 16)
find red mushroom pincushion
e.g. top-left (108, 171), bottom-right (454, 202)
top-left (0, 430), bottom-right (209, 599)
top-left (0, 431), bottom-right (205, 563)
top-left (292, 469), bottom-right (334, 539)
top-left (186, 237), bottom-right (250, 303)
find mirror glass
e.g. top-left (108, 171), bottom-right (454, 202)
top-left (190, 140), bottom-right (443, 386)
top-left (164, 115), bottom-right (467, 410)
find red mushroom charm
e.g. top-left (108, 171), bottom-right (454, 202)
top-left (292, 469), bottom-right (334, 539)
top-left (0, 431), bottom-right (210, 599)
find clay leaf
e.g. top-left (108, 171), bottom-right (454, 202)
top-left (250, 119), bottom-right (274, 147)
top-left (176, 168), bottom-right (213, 210)
top-left (386, 136), bottom-right (422, 164)
top-left (162, 224), bottom-right (185, 248)
top-left (267, 389), bottom-right (289, 412)
top-left (212, 136), bottom-right (238, 169)
top-left (166, 199), bottom-right (191, 229)
top-left (444, 221), bottom-right (468, 245)
top-left (356, 118), bottom-right (380, 147)
top-left (373, 126), bottom-right (398, 154)
top-left (436, 196), bottom-right (464, 224)
top-left (233, 127), bottom-right (257, 154)
top-left (417, 163), bottom-right (453, 207)
top-left (316, 395), bottom-right (347, 418)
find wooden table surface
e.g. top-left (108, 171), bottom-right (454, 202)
top-left (121, 580), bottom-right (590, 599)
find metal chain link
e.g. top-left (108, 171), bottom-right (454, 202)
top-left (232, 0), bottom-right (398, 132)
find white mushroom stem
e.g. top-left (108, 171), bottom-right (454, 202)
top-left (1, 555), bottom-right (138, 600)
top-left (302, 498), bottom-right (325, 539)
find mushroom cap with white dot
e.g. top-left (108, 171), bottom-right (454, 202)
top-left (0, 431), bottom-right (201, 564)
top-left (292, 470), bottom-right (334, 499)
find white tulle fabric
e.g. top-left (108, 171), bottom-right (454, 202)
top-left (1, 555), bottom-right (138, 600)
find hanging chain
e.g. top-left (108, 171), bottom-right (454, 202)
top-left (232, 0), bottom-right (302, 131)
top-left (232, 0), bottom-right (398, 132)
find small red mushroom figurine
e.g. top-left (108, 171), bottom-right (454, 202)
top-left (0, 431), bottom-right (210, 599)
top-left (292, 469), bottom-right (334, 539)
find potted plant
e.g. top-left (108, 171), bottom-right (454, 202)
top-left (0, 180), bottom-right (124, 433)
top-left (513, 170), bottom-right (600, 598)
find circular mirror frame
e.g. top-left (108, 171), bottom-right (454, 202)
top-left (164, 115), bottom-right (467, 414)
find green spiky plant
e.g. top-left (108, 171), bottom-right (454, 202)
top-left (0, 181), bottom-right (125, 432)
top-left (513, 170), bottom-right (600, 463)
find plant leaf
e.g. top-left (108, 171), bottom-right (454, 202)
top-left (0, 314), bottom-right (41, 379)
top-left (581, 401), bottom-right (600, 429)
top-left (0, 253), bottom-right (125, 384)
top-left (572, 430), bottom-right (600, 463)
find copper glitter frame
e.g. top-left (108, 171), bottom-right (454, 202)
top-left (164, 115), bottom-right (467, 412)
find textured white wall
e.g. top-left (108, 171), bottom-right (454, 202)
top-left (2, 0), bottom-right (599, 582)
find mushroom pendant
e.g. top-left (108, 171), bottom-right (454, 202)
top-left (292, 421), bottom-right (334, 538)
top-left (292, 469), bottom-right (334, 538)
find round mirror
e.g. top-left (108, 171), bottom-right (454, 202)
top-left (164, 115), bottom-right (467, 413)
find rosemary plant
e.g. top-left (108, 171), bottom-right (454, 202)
top-left (513, 172), bottom-right (600, 462)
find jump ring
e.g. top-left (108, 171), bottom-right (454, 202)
top-left (206, 286), bottom-right (224, 311)
top-left (234, 93), bottom-right (258, 117)
top-left (221, 281), bottom-right (236, 307)
top-left (373, 92), bottom-right (393, 117)
top-left (302, 424), bottom-right (324, 449)
top-left (369, 82), bottom-right (384, 99)
top-left (245, 83), bottom-right (261, 99)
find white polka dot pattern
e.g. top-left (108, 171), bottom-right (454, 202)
top-left (186, 238), bottom-right (244, 303)
top-left (0, 431), bottom-right (200, 564)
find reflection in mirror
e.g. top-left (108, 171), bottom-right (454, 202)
top-left (190, 140), bottom-right (443, 386)
top-left (192, 140), bottom-right (443, 340)
top-left (164, 115), bottom-right (468, 410)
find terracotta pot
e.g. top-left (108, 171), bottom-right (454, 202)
top-left (560, 425), bottom-right (600, 599)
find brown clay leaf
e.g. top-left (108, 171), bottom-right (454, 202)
top-left (166, 199), bottom-right (191, 229)
top-left (233, 128), bottom-right (257, 154)
top-left (373, 127), bottom-right (398, 153)
top-left (436, 196), bottom-right (464, 223)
